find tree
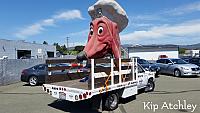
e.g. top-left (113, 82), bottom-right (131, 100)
top-left (75, 46), bottom-right (84, 52)
top-left (179, 48), bottom-right (186, 54)
top-left (53, 43), bottom-right (58, 46)
top-left (43, 41), bottom-right (48, 45)
top-left (62, 45), bottom-right (67, 51)
top-left (52, 43), bottom-right (80, 55)
top-left (53, 43), bottom-right (62, 52)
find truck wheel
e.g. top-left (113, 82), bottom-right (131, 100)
top-left (145, 79), bottom-right (155, 92)
top-left (174, 69), bottom-right (181, 77)
top-left (29, 76), bottom-right (38, 86)
top-left (104, 93), bottom-right (119, 111)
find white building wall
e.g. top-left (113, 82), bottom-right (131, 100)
top-left (129, 51), bottom-right (179, 60)
top-left (0, 39), bottom-right (56, 59)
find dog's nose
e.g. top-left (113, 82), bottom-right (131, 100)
top-left (76, 51), bottom-right (87, 61)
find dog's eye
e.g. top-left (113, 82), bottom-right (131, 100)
top-left (90, 28), bottom-right (93, 35)
top-left (98, 26), bottom-right (103, 35)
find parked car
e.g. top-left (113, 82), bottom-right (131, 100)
top-left (21, 63), bottom-right (89, 86)
top-left (21, 64), bottom-right (47, 86)
top-left (138, 59), bottom-right (160, 77)
top-left (156, 58), bottom-right (200, 77)
top-left (184, 57), bottom-right (200, 67)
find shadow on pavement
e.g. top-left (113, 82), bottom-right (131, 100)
top-left (23, 84), bottom-right (31, 86)
top-left (155, 75), bottom-right (160, 78)
top-left (159, 74), bottom-right (200, 78)
top-left (48, 99), bottom-right (100, 113)
top-left (147, 89), bottom-right (200, 95)
top-left (179, 76), bottom-right (200, 78)
top-left (120, 95), bottom-right (136, 104)
top-left (48, 96), bottom-right (136, 113)
top-left (0, 92), bottom-right (45, 95)
top-left (23, 83), bottom-right (43, 86)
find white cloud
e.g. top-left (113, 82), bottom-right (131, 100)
top-left (15, 24), bottom-right (44, 39)
top-left (165, 1), bottom-right (200, 15)
top-left (68, 29), bottom-right (88, 36)
top-left (42, 19), bottom-right (55, 26)
top-left (128, 15), bottom-right (165, 27)
top-left (15, 10), bottom-right (84, 39)
top-left (129, 23), bottom-right (155, 29)
top-left (130, 1), bottom-right (200, 25)
top-left (53, 10), bottom-right (84, 20)
top-left (64, 29), bottom-right (88, 47)
top-left (133, 15), bottom-right (163, 21)
top-left (121, 19), bottom-right (200, 42)
top-left (123, 1), bottom-right (200, 45)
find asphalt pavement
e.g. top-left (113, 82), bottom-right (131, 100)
top-left (0, 75), bottom-right (200, 113)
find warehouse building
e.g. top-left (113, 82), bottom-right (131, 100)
top-left (128, 45), bottom-right (179, 60)
top-left (0, 39), bottom-right (56, 59)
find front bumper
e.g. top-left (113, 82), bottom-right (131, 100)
top-left (182, 70), bottom-right (200, 76)
top-left (20, 75), bottom-right (29, 82)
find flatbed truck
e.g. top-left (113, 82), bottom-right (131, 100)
top-left (43, 58), bottom-right (155, 111)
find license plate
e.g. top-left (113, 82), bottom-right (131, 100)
top-left (59, 92), bottom-right (66, 100)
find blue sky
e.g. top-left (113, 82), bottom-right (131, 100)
top-left (0, 0), bottom-right (200, 46)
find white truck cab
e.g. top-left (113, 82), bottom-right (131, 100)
top-left (137, 64), bottom-right (155, 91)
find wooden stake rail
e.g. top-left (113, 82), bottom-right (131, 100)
top-left (90, 58), bottom-right (137, 90)
top-left (46, 59), bottom-right (78, 64)
top-left (45, 58), bottom-right (137, 90)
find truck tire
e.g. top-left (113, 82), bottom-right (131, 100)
top-left (145, 79), bottom-right (155, 92)
top-left (104, 93), bottom-right (119, 111)
top-left (29, 76), bottom-right (38, 86)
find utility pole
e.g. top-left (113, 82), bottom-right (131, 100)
top-left (66, 37), bottom-right (69, 51)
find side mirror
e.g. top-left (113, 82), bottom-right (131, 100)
top-left (168, 63), bottom-right (173, 65)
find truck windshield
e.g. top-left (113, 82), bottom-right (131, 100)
top-left (171, 59), bottom-right (188, 64)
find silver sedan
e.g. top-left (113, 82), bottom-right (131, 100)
top-left (156, 58), bottom-right (200, 77)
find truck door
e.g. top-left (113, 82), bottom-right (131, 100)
top-left (137, 65), bottom-right (148, 89)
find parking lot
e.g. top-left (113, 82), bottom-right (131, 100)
top-left (0, 75), bottom-right (200, 113)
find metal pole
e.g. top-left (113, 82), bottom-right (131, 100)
top-left (66, 37), bottom-right (69, 51)
top-left (111, 59), bottom-right (114, 85)
top-left (91, 59), bottom-right (94, 90)
top-left (119, 58), bottom-right (122, 83)
top-left (135, 58), bottom-right (138, 81)
top-left (132, 58), bottom-right (135, 80)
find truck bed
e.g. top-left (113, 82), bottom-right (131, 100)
top-left (50, 79), bottom-right (89, 90)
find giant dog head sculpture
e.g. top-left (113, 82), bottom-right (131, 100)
top-left (77, 16), bottom-right (121, 61)
top-left (77, 0), bottom-right (128, 61)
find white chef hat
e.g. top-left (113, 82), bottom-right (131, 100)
top-left (88, 0), bottom-right (128, 33)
